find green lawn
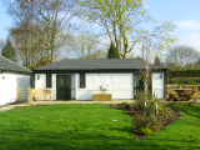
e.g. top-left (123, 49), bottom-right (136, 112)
top-left (0, 104), bottom-right (199, 150)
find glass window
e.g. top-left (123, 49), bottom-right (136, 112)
top-left (46, 74), bottom-right (52, 88)
top-left (37, 74), bottom-right (40, 80)
top-left (80, 73), bottom-right (86, 88)
top-left (31, 75), bottom-right (35, 88)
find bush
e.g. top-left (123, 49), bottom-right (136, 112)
top-left (169, 77), bottom-right (200, 85)
top-left (113, 94), bottom-right (179, 136)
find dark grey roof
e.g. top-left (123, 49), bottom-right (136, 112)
top-left (36, 59), bottom-right (167, 71)
top-left (0, 56), bottom-right (31, 74)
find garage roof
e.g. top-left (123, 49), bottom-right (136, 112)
top-left (0, 56), bottom-right (31, 74)
top-left (35, 59), bottom-right (167, 72)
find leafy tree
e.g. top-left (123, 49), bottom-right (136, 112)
top-left (1, 40), bottom-right (17, 61)
top-left (81, 0), bottom-right (145, 59)
top-left (107, 42), bottom-right (120, 59)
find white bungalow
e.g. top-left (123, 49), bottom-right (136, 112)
top-left (33, 59), bottom-right (167, 101)
top-left (0, 56), bottom-right (31, 106)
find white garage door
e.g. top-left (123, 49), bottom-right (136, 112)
top-left (86, 73), bottom-right (133, 99)
top-left (152, 72), bottom-right (165, 99)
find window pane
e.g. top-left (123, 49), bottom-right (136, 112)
top-left (37, 75), bottom-right (40, 80)
top-left (31, 75), bottom-right (35, 88)
top-left (46, 74), bottom-right (52, 88)
top-left (80, 73), bottom-right (86, 88)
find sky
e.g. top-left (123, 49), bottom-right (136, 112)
top-left (1, 0), bottom-right (200, 50)
top-left (147, 0), bottom-right (200, 50)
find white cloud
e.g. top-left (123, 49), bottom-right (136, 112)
top-left (176, 20), bottom-right (200, 30)
top-left (174, 20), bottom-right (200, 51)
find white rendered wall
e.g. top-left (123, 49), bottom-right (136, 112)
top-left (75, 73), bottom-right (134, 100)
top-left (152, 72), bottom-right (165, 99)
top-left (0, 73), bottom-right (30, 106)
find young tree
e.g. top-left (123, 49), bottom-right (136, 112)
top-left (133, 22), bottom-right (176, 129)
top-left (81, 0), bottom-right (145, 59)
top-left (1, 39), bottom-right (17, 61)
top-left (107, 42), bottom-right (120, 59)
top-left (138, 22), bottom-right (176, 98)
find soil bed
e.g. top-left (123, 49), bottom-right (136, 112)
top-left (112, 103), bottom-right (181, 138)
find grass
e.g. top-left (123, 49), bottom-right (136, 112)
top-left (0, 104), bottom-right (199, 150)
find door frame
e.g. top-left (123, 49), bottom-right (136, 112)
top-left (56, 74), bottom-right (72, 100)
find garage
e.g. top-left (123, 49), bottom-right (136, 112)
top-left (34, 59), bottom-right (167, 101)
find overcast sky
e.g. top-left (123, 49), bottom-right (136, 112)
top-left (0, 0), bottom-right (200, 50)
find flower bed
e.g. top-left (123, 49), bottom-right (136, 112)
top-left (113, 102), bottom-right (180, 137)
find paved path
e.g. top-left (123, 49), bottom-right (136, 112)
top-left (0, 103), bottom-right (30, 112)
top-left (31, 100), bottom-right (134, 105)
top-left (0, 100), bottom-right (134, 112)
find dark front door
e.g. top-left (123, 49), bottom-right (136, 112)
top-left (56, 75), bottom-right (71, 100)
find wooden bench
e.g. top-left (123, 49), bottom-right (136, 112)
top-left (93, 93), bottom-right (112, 101)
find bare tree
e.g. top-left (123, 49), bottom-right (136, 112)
top-left (34, 0), bottom-right (79, 60)
top-left (137, 22), bottom-right (176, 97)
top-left (166, 46), bottom-right (200, 67)
top-left (68, 33), bottom-right (100, 59)
top-left (7, 0), bottom-right (79, 68)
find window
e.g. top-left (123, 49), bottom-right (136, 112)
top-left (159, 74), bottom-right (164, 79)
top-left (46, 74), bottom-right (52, 88)
top-left (37, 74), bottom-right (40, 80)
top-left (80, 73), bottom-right (86, 88)
top-left (31, 75), bottom-right (35, 88)
top-left (2, 76), bottom-right (5, 80)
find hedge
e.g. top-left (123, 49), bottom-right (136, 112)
top-left (168, 77), bottom-right (200, 85)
